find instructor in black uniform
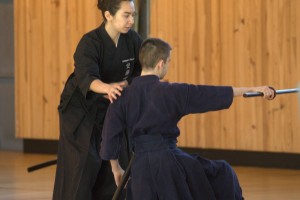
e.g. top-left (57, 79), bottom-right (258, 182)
top-left (52, 0), bottom-right (142, 199)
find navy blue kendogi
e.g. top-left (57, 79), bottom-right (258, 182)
top-left (100, 75), bottom-right (244, 200)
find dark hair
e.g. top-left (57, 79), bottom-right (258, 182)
top-left (97, 0), bottom-right (133, 22)
top-left (139, 38), bottom-right (172, 69)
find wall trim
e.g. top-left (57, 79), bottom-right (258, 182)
top-left (24, 139), bottom-right (58, 154)
top-left (182, 147), bottom-right (300, 170)
top-left (24, 139), bottom-right (300, 169)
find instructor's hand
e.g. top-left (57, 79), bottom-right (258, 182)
top-left (104, 80), bottom-right (128, 103)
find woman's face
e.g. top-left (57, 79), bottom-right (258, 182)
top-left (107, 1), bottom-right (135, 34)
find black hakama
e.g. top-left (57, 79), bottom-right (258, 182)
top-left (52, 23), bottom-right (142, 200)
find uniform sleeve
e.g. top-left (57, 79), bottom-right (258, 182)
top-left (177, 84), bottom-right (234, 115)
top-left (100, 99), bottom-right (125, 160)
top-left (73, 34), bottom-right (102, 97)
top-left (127, 31), bottom-right (143, 84)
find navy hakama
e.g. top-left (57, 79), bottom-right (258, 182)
top-left (100, 75), bottom-right (244, 200)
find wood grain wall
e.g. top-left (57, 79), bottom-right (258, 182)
top-left (150, 0), bottom-right (300, 153)
top-left (15, 0), bottom-right (300, 153)
top-left (14, 0), bottom-right (101, 139)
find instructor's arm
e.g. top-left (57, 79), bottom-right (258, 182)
top-left (90, 79), bottom-right (128, 103)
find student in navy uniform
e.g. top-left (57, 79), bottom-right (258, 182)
top-left (100, 38), bottom-right (276, 200)
top-left (52, 0), bottom-right (142, 200)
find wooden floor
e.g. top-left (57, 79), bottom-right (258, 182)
top-left (0, 151), bottom-right (300, 200)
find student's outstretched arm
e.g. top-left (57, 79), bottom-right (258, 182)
top-left (233, 86), bottom-right (275, 100)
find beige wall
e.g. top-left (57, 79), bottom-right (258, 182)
top-left (15, 0), bottom-right (300, 153)
top-left (0, 0), bottom-right (23, 151)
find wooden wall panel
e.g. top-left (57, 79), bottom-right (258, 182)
top-left (14, 0), bottom-right (101, 139)
top-left (15, 0), bottom-right (300, 153)
top-left (150, 0), bottom-right (300, 153)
